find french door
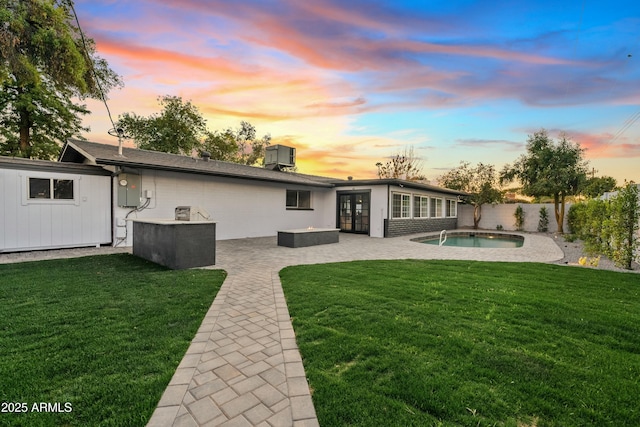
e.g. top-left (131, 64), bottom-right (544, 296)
top-left (338, 192), bottom-right (370, 234)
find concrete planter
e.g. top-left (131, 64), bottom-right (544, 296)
top-left (277, 228), bottom-right (339, 248)
top-left (131, 219), bottom-right (216, 269)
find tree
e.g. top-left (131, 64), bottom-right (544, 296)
top-left (376, 146), bottom-right (426, 181)
top-left (118, 95), bottom-right (206, 155)
top-left (582, 176), bottom-right (617, 199)
top-left (0, 0), bottom-right (122, 159)
top-left (500, 129), bottom-right (588, 233)
top-left (201, 121), bottom-right (271, 166)
top-left (119, 96), bottom-right (271, 164)
top-left (438, 161), bottom-right (503, 229)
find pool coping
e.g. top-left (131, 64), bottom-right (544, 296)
top-left (410, 230), bottom-right (526, 246)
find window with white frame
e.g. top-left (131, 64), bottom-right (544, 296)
top-left (286, 190), bottom-right (311, 209)
top-left (28, 177), bottom-right (74, 200)
top-left (446, 199), bottom-right (457, 217)
top-left (392, 193), bottom-right (411, 218)
top-left (430, 197), bottom-right (443, 218)
top-left (413, 195), bottom-right (429, 218)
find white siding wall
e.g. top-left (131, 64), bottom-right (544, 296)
top-left (115, 170), bottom-right (336, 244)
top-left (0, 168), bottom-right (111, 252)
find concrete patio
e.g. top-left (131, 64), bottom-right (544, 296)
top-left (0, 231), bottom-right (564, 426)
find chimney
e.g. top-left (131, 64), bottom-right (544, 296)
top-left (202, 151), bottom-right (211, 162)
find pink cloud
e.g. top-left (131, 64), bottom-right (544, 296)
top-left (546, 129), bottom-right (640, 159)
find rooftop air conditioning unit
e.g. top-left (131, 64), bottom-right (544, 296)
top-left (175, 206), bottom-right (210, 221)
top-left (265, 145), bottom-right (295, 170)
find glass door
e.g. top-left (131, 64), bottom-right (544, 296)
top-left (338, 193), bottom-right (370, 234)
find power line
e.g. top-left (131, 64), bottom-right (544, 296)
top-left (66, 0), bottom-right (118, 132)
top-left (610, 110), bottom-right (640, 143)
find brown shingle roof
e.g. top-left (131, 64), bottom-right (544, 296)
top-left (60, 140), bottom-right (334, 187)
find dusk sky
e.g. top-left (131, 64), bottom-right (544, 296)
top-left (75, 0), bottom-right (640, 184)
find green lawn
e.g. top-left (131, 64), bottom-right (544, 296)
top-left (0, 254), bottom-right (225, 427)
top-left (280, 260), bottom-right (640, 427)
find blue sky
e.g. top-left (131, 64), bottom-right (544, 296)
top-left (76, 0), bottom-right (640, 183)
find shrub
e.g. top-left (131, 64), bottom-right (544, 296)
top-left (514, 205), bottom-right (525, 231)
top-left (567, 203), bottom-right (586, 236)
top-left (569, 183), bottom-right (639, 269)
top-left (538, 206), bottom-right (549, 232)
top-left (609, 183), bottom-right (639, 270)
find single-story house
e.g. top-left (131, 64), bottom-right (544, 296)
top-left (0, 139), bottom-right (466, 252)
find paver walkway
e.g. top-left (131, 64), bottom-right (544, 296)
top-left (1, 231), bottom-right (564, 426)
top-left (146, 231), bottom-right (563, 426)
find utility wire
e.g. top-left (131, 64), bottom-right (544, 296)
top-left (609, 34), bottom-right (640, 143)
top-left (66, 0), bottom-right (118, 131)
top-left (610, 110), bottom-right (640, 143)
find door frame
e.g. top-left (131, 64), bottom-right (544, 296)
top-left (336, 190), bottom-right (371, 235)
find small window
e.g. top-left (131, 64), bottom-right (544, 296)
top-left (414, 196), bottom-right (429, 218)
top-left (286, 190), bottom-right (311, 209)
top-left (430, 198), bottom-right (443, 218)
top-left (29, 178), bottom-right (51, 199)
top-left (446, 199), bottom-right (457, 217)
top-left (29, 178), bottom-right (74, 200)
top-left (392, 193), bottom-right (411, 218)
top-left (54, 180), bottom-right (74, 199)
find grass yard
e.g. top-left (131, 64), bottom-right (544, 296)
top-left (0, 254), bottom-right (225, 427)
top-left (280, 260), bottom-right (640, 427)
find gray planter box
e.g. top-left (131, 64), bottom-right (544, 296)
top-left (132, 220), bottom-right (216, 269)
top-left (277, 228), bottom-right (339, 248)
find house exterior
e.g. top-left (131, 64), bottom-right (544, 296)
top-left (0, 156), bottom-right (111, 252)
top-left (0, 140), bottom-right (466, 252)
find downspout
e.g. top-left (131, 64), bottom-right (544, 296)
top-left (385, 183), bottom-right (391, 237)
top-left (109, 173), bottom-right (115, 247)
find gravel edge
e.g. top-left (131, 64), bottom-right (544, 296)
top-left (549, 233), bottom-right (640, 274)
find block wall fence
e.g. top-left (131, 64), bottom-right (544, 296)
top-left (457, 203), bottom-right (570, 233)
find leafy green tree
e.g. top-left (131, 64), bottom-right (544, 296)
top-left (119, 96), bottom-right (271, 164)
top-left (438, 161), bottom-right (503, 229)
top-left (500, 129), bottom-right (588, 233)
top-left (201, 121), bottom-right (271, 166)
top-left (582, 176), bottom-right (617, 199)
top-left (0, 0), bottom-right (122, 159)
top-left (118, 95), bottom-right (206, 155)
top-left (376, 146), bottom-right (426, 181)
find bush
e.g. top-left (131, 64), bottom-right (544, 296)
top-left (567, 203), bottom-right (585, 236)
top-left (609, 183), bottom-right (639, 269)
top-left (514, 205), bottom-right (525, 231)
top-left (538, 206), bottom-right (549, 232)
top-left (569, 183), bottom-right (639, 269)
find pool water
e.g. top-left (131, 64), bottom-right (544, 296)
top-left (420, 234), bottom-right (523, 248)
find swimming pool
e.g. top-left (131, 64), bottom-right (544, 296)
top-left (414, 232), bottom-right (524, 248)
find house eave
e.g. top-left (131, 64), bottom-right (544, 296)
top-left (333, 178), bottom-right (470, 197)
top-left (96, 158), bottom-right (335, 187)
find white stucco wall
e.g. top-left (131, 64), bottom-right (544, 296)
top-left (0, 168), bottom-right (111, 252)
top-left (114, 169), bottom-right (336, 245)
top-left (458, 203), bottom-right (570, 232)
